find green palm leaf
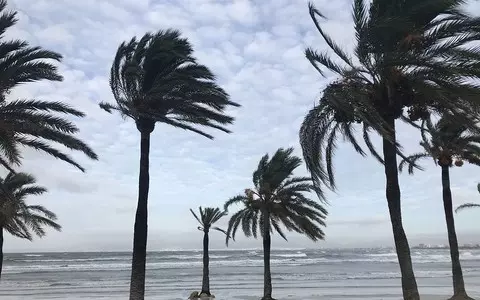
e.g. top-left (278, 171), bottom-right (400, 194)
top-left (0, 2), bottom-right (97, 171)
top-left (455, 203), bottom-right (480, 213)
top-left (300, 1), bottom-right (480, 197)
top-left (190, 206), bottom-right (227, 234)
top-left (100, 29), bottom-right (240, 137)
top-left (0, 172), bottom-right (61, 240)
top-left (225, 147), bottom-right (327, 244)
top-left (400, 113), bottom-right (480, 173)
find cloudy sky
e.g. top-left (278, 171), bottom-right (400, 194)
top-left (3, 0), bottom-right (480, 252)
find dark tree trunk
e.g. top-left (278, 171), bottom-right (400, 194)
top-left (441, 165), bottom-right (470, 299)
top-left (129, 119), bottom-right (154, 300)
top-left (382, 116), bottom-right (419, 300)
top-left (201, 230), bottom-right (210, 295)
top-left (0, 228), bottom-right (3, 279)
top-left (262, 212), bottom-right (273, 300)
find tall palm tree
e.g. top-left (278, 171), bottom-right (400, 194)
top-left (0, 172), bottom-right (61, 277)
top-left (190, 207), bottom-right (228, 297)
top-left (456, 183), bottom-right (480, 212)
top-left (400, 113), bottom-right (479, 300)
top-left (300, 2), bottom-right (480, 299)
top-left (0, 0), bottom-right (98, 172)
top-left (224, 148), bottom-right (327, 300)
top-left (99, 29), bottom-right (239, 300)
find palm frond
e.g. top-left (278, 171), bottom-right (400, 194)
top-left (307, 2), bottom-right (353, 67)
top-left (399, 152), bottom-right (429, 174)
top-left (103, 29), bottom-right (239, 139)
top-left (212, 226), bottom-right (229, 238)
top-left (455, 203), bottom-right (480, 213)
top-left (0, 172), bottom-right (60, 240)
top-left (225, 209), bottom-right (246, 245)
top-left (225, 147), bottom-right (327, 246)
top-left (224, 195), bottom-right (248, 212)
top-left (0, 11), bottom-right (98, 172)
top-left (301, 0), bottom-right (480, 208)
top-left (190, 208), bottom-right (203, 226)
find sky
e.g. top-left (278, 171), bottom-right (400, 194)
top-left (3, 0), bottom-right (480, 252)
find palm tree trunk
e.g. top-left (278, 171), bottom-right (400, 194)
top-left (382, 117), bottom-right (419, 300)
top-left (201, 230), bottom-right (210, 295)
top-left (262, 212), bottom-right (273, 300)
top-left (129, 119), bottom-right (154, 300)
top-left (0, 228), bottom-right (3, 279)
top-left (441, 165), bottom-right (469, 299)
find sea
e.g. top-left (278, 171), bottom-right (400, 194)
top-left (1, 248), bottom-right (480, 300)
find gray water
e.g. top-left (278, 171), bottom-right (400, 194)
top-left (1, 248), bottom-right (480, 299)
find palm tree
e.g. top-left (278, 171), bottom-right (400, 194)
top-left (224, 148), bottom-right (327, 300)
top-left (190, 207), bottom-right (228, 297)
top-left (456, 183), bottom-right (480, 212)
top-left (0, 172), bottom-right (61, 277)
top-left (99, 29), bottom-right (239, 300)
top-left (300, 2), bottom-right (480, 299)
top-left (400, 113), bottom-right (479, 300)
top-left (0, 0), bottom-right (98, 172)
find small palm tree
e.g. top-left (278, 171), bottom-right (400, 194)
top-left (224, 148), bottom-right (327, 300)
top-left (99, 29), bottom-right (239, 300)
top-left (0, 172), bottom-right (61, 277)
top-left (400, 113), bottom-right (479, 300)
top-left (190, 207), bottom-right (228, 297)
top-left (0, 0), bottom-right (98, 172)
top-left (456, 183), bottom-right (480, 212)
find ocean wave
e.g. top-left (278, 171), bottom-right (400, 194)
top-left (367, 252), bottom-right (397, 257)
top-left (162, 255), bottom-right (202, 260)
top-left (17, 257), bottom-right (129, 263)
top-left (462, 251), bottom-right (480, 260)
top-left (273, 252), bottom-right (307, 258)
top-left (4, 249), bottom-right (480, 275)
top-left (161, 254), bottom-right (230, 260)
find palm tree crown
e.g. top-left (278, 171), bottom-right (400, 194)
top-left (400, 113), bottom-right (480, 173)
top-left (100, 29), bottom-right (240, 137)
top-left (0, 172), bottom-right (61, 240)
top-left (0, 0), bottom-right (98, 172)
top-left (190, 207), bottom-right (227, 234)
top-left (300, 0), bottom-right (480, 193)
top-left (224, 148), bottom-right (327, 243)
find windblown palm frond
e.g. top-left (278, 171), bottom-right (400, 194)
top-left (0, 172), bottom-right (61, 241)
top-left (301, 0), bottom-right (480, 195)
top-left (0, 100), bottom-right (98, 172)
top-left (399, 113), bottom-right (480, 173)
top-left (190, 206), bottom-right (227, 234)
top-left (0, 1), bottom-right (97, 172)
top-left (224, 147), bottom-right (327, 245)
top-left (455, 203), bottom-right (480, 212)
top-left (456, 182), bottom-right (480, 213)
top-left (0, 0), bottom-right (62, 94)
top-left (100, 29), bottom-right (240, 137)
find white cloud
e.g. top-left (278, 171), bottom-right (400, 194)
top-left (35, 24), bottom-right (73, 45)
top-left (2, 0), bottom-right (480, 252)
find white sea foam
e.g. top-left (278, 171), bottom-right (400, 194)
top-left (273, 252), bottom-right (307, 258)
top-left (4, 249), bottom-right (480, 275)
